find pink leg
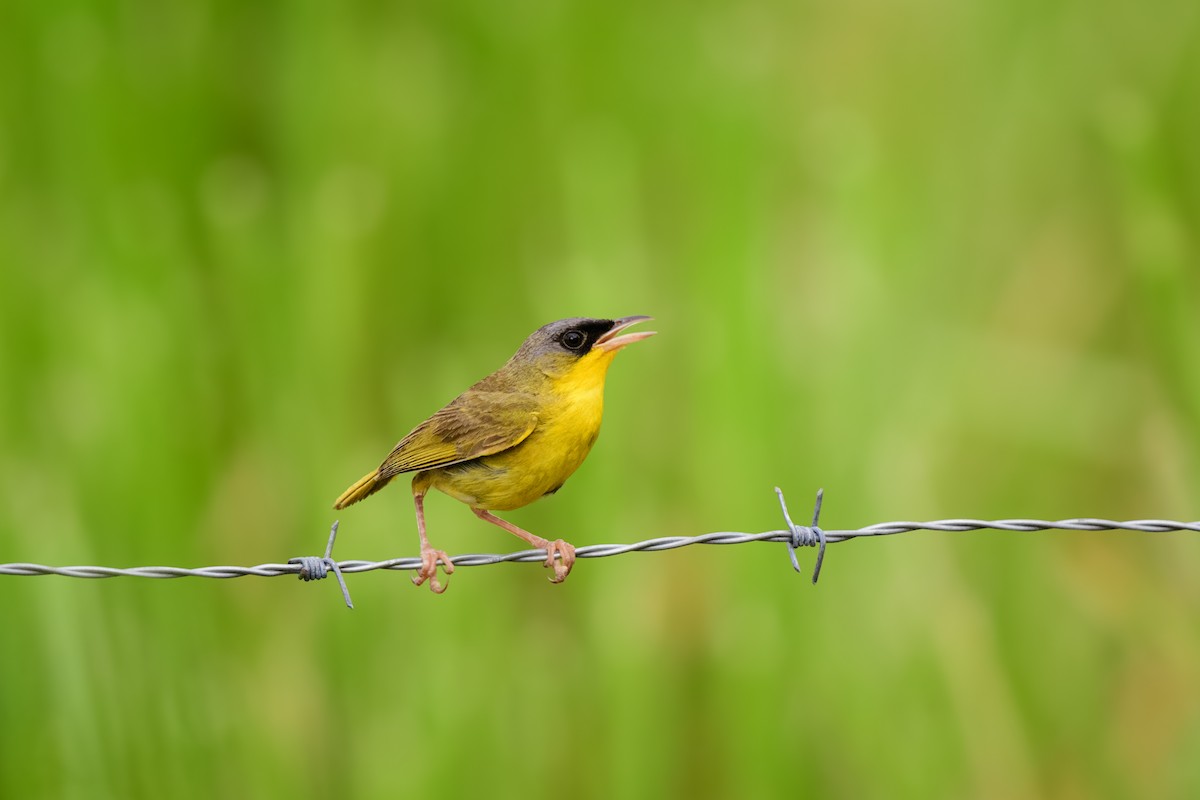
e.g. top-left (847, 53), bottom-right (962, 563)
top-left (412, 490), bottom-right (454, 594)
top-left (471, 508), bottom-right (576, 583)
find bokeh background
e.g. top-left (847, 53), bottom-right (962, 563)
top-left (2, 1), bottom-right (1199, 797)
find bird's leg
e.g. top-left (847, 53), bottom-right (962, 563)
top-left (471, 508), bottom-right (576, 583)
top-left (412, 490), bottom-right (454, 594)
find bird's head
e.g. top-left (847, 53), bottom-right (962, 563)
top-left (510, 316), bottom-right (656, 382)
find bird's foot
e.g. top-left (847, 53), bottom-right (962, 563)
top-left (468, 508), bottom-right (576, 584)
top-left (412, 546), bottom-right (454, 594)
top-left (539, 538), bottom-right (576, 584)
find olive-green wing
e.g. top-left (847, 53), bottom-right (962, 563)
top-left (376, 392), bottom-right (538, 478)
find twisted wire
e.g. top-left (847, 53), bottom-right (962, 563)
top-left (1, 488), bottom-right (1196, 609)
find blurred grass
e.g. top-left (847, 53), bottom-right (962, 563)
top-left (1, 0), bottom-right (1199, 798)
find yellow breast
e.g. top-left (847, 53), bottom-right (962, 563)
top-left (428, 349), bottom-right (617, 510)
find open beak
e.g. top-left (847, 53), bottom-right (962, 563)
top-left (595, 315), bottom-right (657, 352)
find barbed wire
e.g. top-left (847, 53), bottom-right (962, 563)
top-left (2, 488), bottom-right (1196, 609)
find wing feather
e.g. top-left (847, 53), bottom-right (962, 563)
top-left (376, 392), bottom-right (538, 478)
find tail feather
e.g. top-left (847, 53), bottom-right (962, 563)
top-left (333, 470), bottom-right (393, 510)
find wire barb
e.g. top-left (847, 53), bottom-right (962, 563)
top-left (776, 487), bottom-right (827, 584)
top-left (288, 521), bottom-right (354, 609)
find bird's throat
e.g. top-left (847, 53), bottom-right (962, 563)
top-left (547, 348), bottom-right (617, 396)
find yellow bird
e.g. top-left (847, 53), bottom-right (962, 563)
top-left (333, 316), bottom-right (656, 593)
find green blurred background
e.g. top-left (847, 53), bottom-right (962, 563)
top-left (2, 1), bottom-right (1199, 797)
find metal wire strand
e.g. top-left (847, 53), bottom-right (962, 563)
top-left (2, 489), bottom-right (1197, 609)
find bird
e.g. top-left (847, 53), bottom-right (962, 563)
top-left (333, 316), bottom-right (656, 593)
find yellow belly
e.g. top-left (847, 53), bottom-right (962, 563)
top-left (426, 387), bottom-right (606, 511)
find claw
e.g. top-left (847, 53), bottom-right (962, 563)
top-left (543, 539), bottom-right (576, 584)
top-left (412, 547), bottom-right (454, 594)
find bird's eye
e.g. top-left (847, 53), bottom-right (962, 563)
top-left (561, 330), bottom-right (586, 351)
